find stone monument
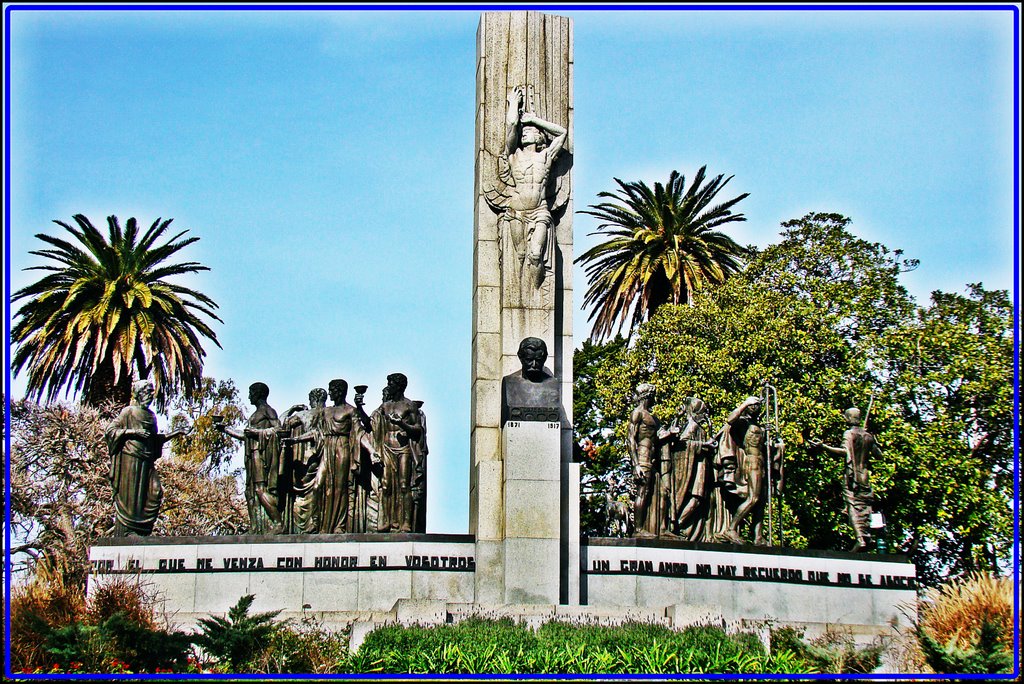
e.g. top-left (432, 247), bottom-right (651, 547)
top-left (88, 14), bottom-right (918, 651)
top-left (470, 10), bottom-right (577, 605)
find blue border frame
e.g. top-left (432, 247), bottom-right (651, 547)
top-left (3, 2), bottom-right (1020, 681)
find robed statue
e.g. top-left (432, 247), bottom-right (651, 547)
top-left (105, 379), bottom-right (187, 536)
top-left (365, 373), bottom-right (427, 534)
top-left (660, 397), bottom-right (716, 540)
top-left (217, 382), bottom-right (285, 534)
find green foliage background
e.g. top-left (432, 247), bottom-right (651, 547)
top-left (575, 213), bottom-right (1014, 584)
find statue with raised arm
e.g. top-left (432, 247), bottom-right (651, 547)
top-left (105, 379), bottom-right (187, 536)
top-left (217, 382), bottom-right (285, 534)
top-left (627, 383), bottom-right (676, 538)
top-left (368, 373), bottom-right (425, 533)
top-left (711, 396), bottom-right (783, 546)
top-left (811, 407), bottom-right (880, 552)
top-left (484, 85), bottom-right (569, 306)
top-left (352, 385), bottom-right (384, 533)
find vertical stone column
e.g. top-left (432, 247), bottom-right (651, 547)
top-left (470, 11), bottom-right (575, 605)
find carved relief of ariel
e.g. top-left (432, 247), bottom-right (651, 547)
top-left (484, 85), bottom-right (571, 307)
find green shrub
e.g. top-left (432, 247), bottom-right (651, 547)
top-left (251, 615), bottom-right (351, 674)
top-left (771, 625), bottom-right (883, 674)
top-left (918, 618), bottom-right (1013, 674)
top-left (912, 571), bottom-right (1014, 674)
top-left (9, 574), bottom-right (86, 671)
top-left (195, 593), bottom-right (284, 670)
top-left (41, 612), bottom-right (194, 673)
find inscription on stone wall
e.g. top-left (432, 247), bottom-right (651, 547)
top-left (587, 558), bottom-right (916, 589)
top-left (91, 554), bottom-right (476, 575)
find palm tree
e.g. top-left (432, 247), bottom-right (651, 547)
top-left (575, 166), bottom-right (750, 340)
top-left (11, 214), bottom-right (222, 409)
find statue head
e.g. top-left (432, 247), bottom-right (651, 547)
top-left (132, 380), bottom-right (155, 407)
top-left (844, 407), bottom-right (862, 426)
top-left (309, 388), bottom-right (328, 409)
top-left (248, 382), bottom-right (270, 405)
top-left (328, 379), bottom-right (348, 404)
top-left (386, 373), bottom-right (408, 398)
top-left (521, 124), bottom-right (548, 148)
top-left (742, 396), bottom-right (763, 418)
top-left (686, 396), bottom-right (708, 421)
top-left (635, 383), bottom-right (656, 403)
top-left (517, 337), bottom-right (549, 381)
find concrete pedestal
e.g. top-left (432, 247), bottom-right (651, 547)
top-left (502, 421), bottom-right (562, 604)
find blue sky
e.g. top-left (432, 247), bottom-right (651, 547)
top-left (5, 5), bottom-right (1017, 535)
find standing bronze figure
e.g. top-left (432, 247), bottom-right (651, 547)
top-left (710, 396), bottom-right (783, 546)
top-left (217, 382), bottom-right (285, 534)
top-left (662, 397), bottom-right (716, 541)
top-left (368, 373), bottom-right (426, 533)
top-left (105, 379), bottom-right (187, 536)
top-left (282, 388), bottom-right (329, 534)
top-left (319, 379), bottom-right (365, 534)
top-left (811, 407), bottom-right (879, 552)
top-left (627, 383), bottom-right (676, 538)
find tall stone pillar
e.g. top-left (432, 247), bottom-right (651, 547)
top-left (470, 11), bottom-right (576, 605)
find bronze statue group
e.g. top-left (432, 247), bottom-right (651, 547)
top-left (105, 374), bottom-right (427, 537)
top-left (105, 373), bottom-right (877, 551)
top-left (626, 384), bottom-right (879, 552)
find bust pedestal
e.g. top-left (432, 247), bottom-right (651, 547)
top-left (502, 420), bottom-right (563, 604)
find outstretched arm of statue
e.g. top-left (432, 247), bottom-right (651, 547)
top-left (281, 430), bottom-right (316, 446)
top-left (809, 438), bottom-right (845, 456)
top-left (160, 427), bottom-right (189, 443)
top-left (218, 424), bottom-right (246, 441)
top-left (656, 424), bottom-right (680, 442)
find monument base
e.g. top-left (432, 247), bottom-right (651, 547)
top-left (582, 537), bottom-right (917, 634)
top-left (88, 534), bottom-right (916, 650)
top-left (88, 533), bottom-right (476, 629)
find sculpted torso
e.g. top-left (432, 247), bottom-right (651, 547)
top-left (630, 407), bottom-right (659, 466)
top-left (324, 404), bottom-right (357, 436)
top-left (844, 426), bottom-right (874, 487)
top-left (381, 398), bottom-right (421, 447)
top-left (508, 148), bottom-right (554, 210)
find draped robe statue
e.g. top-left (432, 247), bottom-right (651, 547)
top-left (662, 397), bottom-right (715, 541)
top-left (218, 382), bottom-right (284, 534)
top-left (105, 380), bottom-right (185, 536)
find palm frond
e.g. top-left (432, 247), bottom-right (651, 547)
top-left (575, 166), bottom-right (749, 340)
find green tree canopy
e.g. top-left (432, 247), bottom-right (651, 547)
top-left (576, 213), bottom-right (1013, 582)
top-left (11, 214), bottom-right (222, 410)
top-left (575, 166), bottom-right (750, 341)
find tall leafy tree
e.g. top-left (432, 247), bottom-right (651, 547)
top-left (575, 166), bottom-right (750, 340)
top-left (11, 214), bottom-right (222, 409)
top-left (580, 214), bottom-right (1013, 582)
top-left (9, 395), bottom-right (247, 586)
